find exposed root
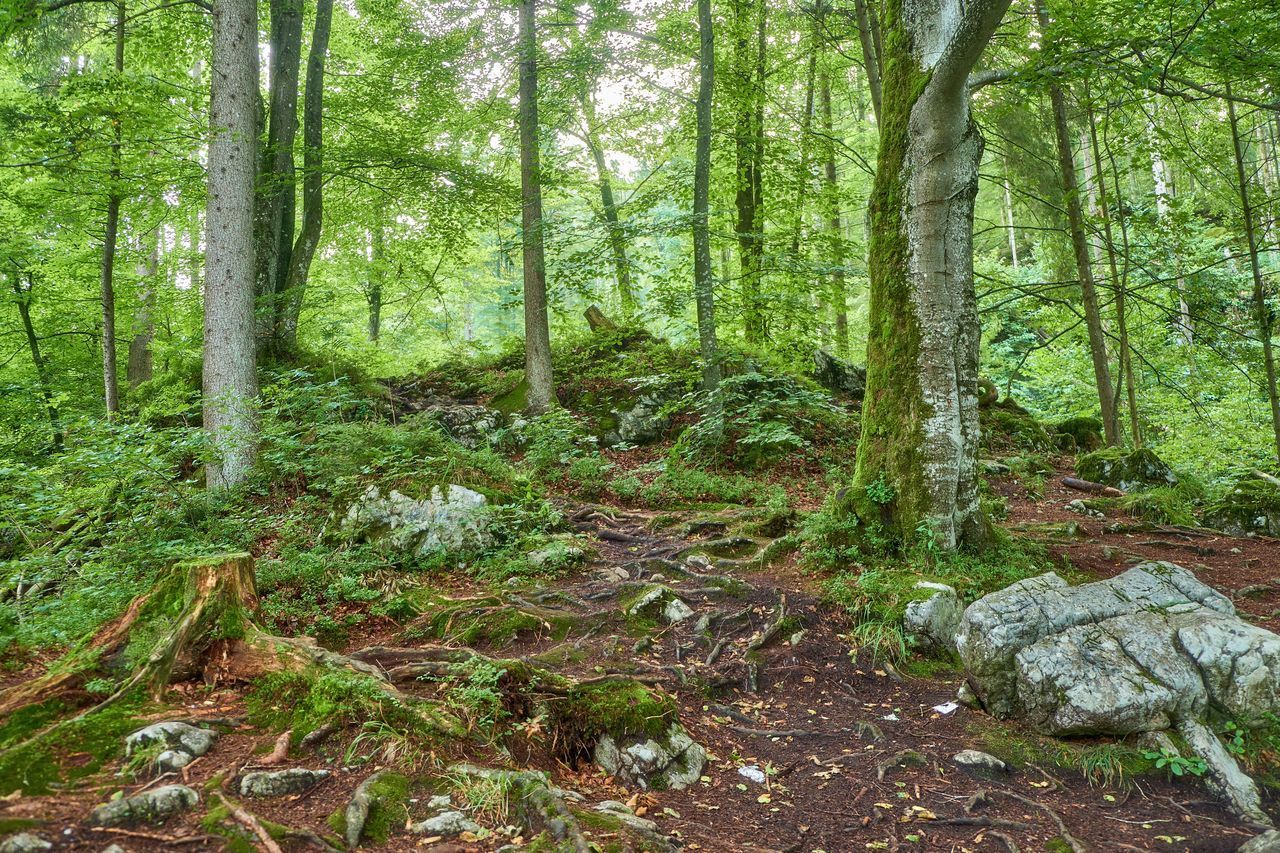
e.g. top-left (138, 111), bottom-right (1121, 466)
top-left (212, 792), bottom-right (283, 853)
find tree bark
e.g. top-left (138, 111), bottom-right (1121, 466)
top-left (100, 0), bottom-right (125, 416)
top-left (276, 0), bottom-right (332, 356)
top-left (580, 91), bottom-right (637, 319)
top-left (367, 221), bottom-right (383, 343)
top-left (1002, 160), bottom-right (1018, 268)
top-left (693, 0), bottom-right (721, 393)
top-left (788, 42), bottom-right (817, 264)
top-left (203, 0), bottom-right (260, 489)
top-left (254, 0), bottom-right (302, 346)
top-left (1148, 115), bottom-right (1194, 347)
top-left (851, 0), bottom-right (1010, 551)
top-left (732, 0), bottom-right (765, 345)
top-left (518, 0), bottom-right (554, 413)
top-left (851, 0), bottom-right (881, 123)
top-left (1037, 2), bottom-right (1118, 447)
top-left (126, 238), bottom-right (158, 386)
top-left (1227, 84), bottom-right (1280, 464)
top-left (819, 65), bottom-right (848, 357)
top-left (10, 272), bottom-right (63, 450)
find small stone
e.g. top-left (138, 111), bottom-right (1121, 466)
top-left (685, 554), bottom-right (711, 570)
top-left (853, 720), bottom-right (885, 742)
top-left (902, 583), bottom-right (962, 653)
top-left (426, 794), bottom-right (453, 811)
top-left (956, 681), bottom-right (980, 709)
top-left (89, 785), bottom-right (199, 827)
top-left (952, 750), bottom-right (1007, 774)
top-left (100, 845), bottom-right (127, 853)
top-left (0, 833), bottom-right (52, 853)
top-left (154, 749), bottom-right (193, 772)
top-left (593, 800), bottom-right (660, 832)
top-left (594, 724), bottom-right (706, 790)
top-left (876, 750), bottom-right (928, 781)
top-left (125, 722), bottom-right (217, 761)
top-left (411, 811), bottom-right (481, 836)
top-left (239, 768), bottom-right (329, 798)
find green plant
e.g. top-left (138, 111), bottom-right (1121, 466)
top-left (1142, 748), bottom-right (1206, 778)
top-left (865, 473), bottom-right (896, 506)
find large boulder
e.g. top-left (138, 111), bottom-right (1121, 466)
top-left (344, 484), bottom-right (492, 555)
top-left (1075, 447), bottom-right (1177, 491)
top-left (594, 724), bottom-right (706, 791)
top-left (1203, 476), bottom-right (1280, 538)
top-left (812, 349), bottom-right (865, 398)
top-left (902, 582), bottom-right (963, 654)
top-left (955, 562), bottom-right (1280, 733)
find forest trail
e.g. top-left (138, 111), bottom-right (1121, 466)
top-left (5, 473), bottom-right (1276, 852)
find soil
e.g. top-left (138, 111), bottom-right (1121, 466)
top-left (2, 454), bottom-right (1278, 852)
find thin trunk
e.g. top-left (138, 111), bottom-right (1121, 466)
top-left (1227, 85), bottom-right (1280, 464)
top-left (733, 0), bottom-right (765, 344)
top-left (852, 0), bottom-right (1011, 550)
top-left (851, 0), bottom-right (881, 122)
top-left (1038, 3), bottom-right (1118, 447)
top-left (254, 0), bottom-right (302, 344)
top-left (1107, 145), bottom-right (1142, 446)
top-left (1148, 120), bottom-right (1194, 346)
top-left (10, 273), bottom-right (63, 450)
top-left (580, 91), bottom-right (636, 318)
top-left (276, 0), bottom-right (331, 355)
top-left (788, 46), bottom-right (818, 261)
top-left (693, 0), bottom-right (721, 392)
top-left (1087, 105), bottom-right (1139, 446)
top-left (1002, 160), bottom-right (1018, 268)
top-left (127, 238), bottom-right (158, 386)
top-left (820, 66), bottom-right (848, 357)
top-left (367, 222), bottom-right (384, 343)
top-left (203, 0), bottom-right (260, 489)
top-left (518, 0), bottom-right (554, 413)
top-left (100, 0), bottom-right (125, 416)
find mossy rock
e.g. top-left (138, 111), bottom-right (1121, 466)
top-left (1053, 416), bottom-right (1104, 452)
top-left (1076, 448), bottom-right (1177, 492)
top-left (1203, 477), bottom-right (1280, 537)
top-left (979, 399), bottom-right (1053, 453)
top-left (490, 376), bottom-right (529, 416)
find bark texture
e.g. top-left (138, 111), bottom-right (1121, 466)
top-left (126, 242), bottom-right (157, 387)
top-left (203, 0), bottom-right (260, 489)
top-left (732, 0), bottom-right (766, 344)
top-left (518, 0), bottom-right (554, 413)
top-left (851, 0), bottom-right (1010, 550)
top-left (100, 0), bottom-right (126, 416)
top-left (693, 0), bottom-right (721, 393)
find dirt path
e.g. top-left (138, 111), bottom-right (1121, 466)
top-left (2, 483), bottom-right (1276, 851)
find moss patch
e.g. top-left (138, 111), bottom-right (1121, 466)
top-left (1203, 477), bottom-right (1280, 537)
top-left (1076, 448), bottom-right (1178, 491)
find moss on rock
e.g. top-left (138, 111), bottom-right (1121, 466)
top-left (1076, 447), bottom-right (1178, 492)
top-left (1203, 477), bottom-right (1280, 537)
top-left (1053, 416), bottom-right (1104, 452)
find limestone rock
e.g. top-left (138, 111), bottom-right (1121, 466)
top-left (1239, 830), bottom-right (1280, 852)
top-left (594, 723), bottom-right (706, 790)
top-left (89, 785), bottom-right (199, 827)
top-left (125, 721), bottom-right (217, 771)
top-left (344, 484), bottom-right (492, 555)
top-left (1204, 477), bottom-right (1280, 538)
top-left (624, 585), bottom-right (695, 625)
top-left (422, 403), bottom-right (503, 449)
top-left (1177, 718), bottom-right (1270, 827)
top-left (595, 800), bottom-right (660, 833)
top-left (0, 834), bottom-right (51, 853)
top-left (902, 582), bottom-right (962, 653)
top-left (812, 349), bottom-right (865, 398)
top-left (239, 768), bottom-right (329, 798)
top-left (1075, 447), bottom-right (1177, 492)
top-left (410, 810), bottom-right (481, 837)
top-left (952, 750), bottom-right (1007, 775)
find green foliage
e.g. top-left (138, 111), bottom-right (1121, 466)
top-left (1142, 747), bottom-right (1207, 778)
top-left (0, 696), bottom-right (146, 795)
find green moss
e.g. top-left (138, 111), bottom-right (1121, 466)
top-left (328, 772), bottom-right (411, 845)
top-left (1203, 477), bottom-right (1280, 537)
top-left (491, 376), bottom-right (530, 415)
top-left (1118, 487), bottom-right (1198, 526)
top-left (1076, 447), bottom-right (1177, 491)
top-left (976, 720), bottom-right (1154, 788)
top-left (1053, 416), bottom-right (1104, 452)
top-left (549, 681), bottom-right (677, 761)
top-left (0, 818), bottom-right (42, 834)
top-left (412, 598), bottom-right (573, 648)
top-left (981, 400), bottom-right (1054, 454)
top-left (0, 696), bottom-right (146, 795)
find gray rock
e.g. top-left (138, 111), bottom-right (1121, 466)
top-left (426, 794), bottom-right (453, 811)
top-left (89, 785), bottom-right (199, 827)
top-left (422, 403), bottom-right (503, 449)
top-left (125, 722), bottom-right (217, 765)
top-left (813, 349), bottom-right (866, 398)
top-left (410, 810), bottom-right (481, 836)
top-left (1065, 499), bottom-right (1105, 519)
top-left (1177, 718), bottom-right (1270, 827)
top-left (100, 845), bottom-right (127, 853)
top-left (614, 395), bottom-right (670, 446)
top-left (594, 723), bottom-right (706, 790)
top-left (0, 834), bottom-right (51, 853)
top-left (903, 582), bottom-right (962, 653)
top-left (239, 768), bottom-right (329, 798)
top-left (344, 484), bottom-right (492, 555)
top-left (1076, 447), bottom-right (1178, 492)
top-left (952, 750), bottom-right (1007, 775)
top-left (1239, 830), bottom-right (1280, 852)
top-left (624, 585), bottom-right (695, 625)
top-left (594, 800), bottom-right (660, 832)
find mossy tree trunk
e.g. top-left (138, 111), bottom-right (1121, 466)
top-left (851, 0), bottom-right (1010, 550)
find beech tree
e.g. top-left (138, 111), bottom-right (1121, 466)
top-left (850, 0), bottom-right (1013, 550)
top-left (518, 0), bottom-right (554, 413)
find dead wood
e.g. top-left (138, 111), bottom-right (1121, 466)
top-left (1062, 477), bottom-right (1125, 497)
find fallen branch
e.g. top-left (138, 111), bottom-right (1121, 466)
top-left (213, 792), bottom-right (283, 853)
top-left (1062, 477), bottom-right (1124, 498)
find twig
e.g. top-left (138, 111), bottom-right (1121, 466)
top-left (997, 790), bottom-right (1087, 852)
top-left (89, 827), bottom-right (212, 844)
top-left (935, 816), bottom-right (1032, 830)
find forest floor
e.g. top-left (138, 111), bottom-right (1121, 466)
top-left (3, 446), bottom-right (1278, 850)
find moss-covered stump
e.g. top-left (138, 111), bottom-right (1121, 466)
top-left (1203, 476), bottom-right (1280, 537)
top-left (979, 399), bottom-right (1054, 453)
top-left (1076, 447), bottom-right (1178, 492)
top-left (1053, 416), bottom-right (1104, 452)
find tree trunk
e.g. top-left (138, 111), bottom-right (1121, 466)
top-left (518, 0), bottom-right (554, 413)
top-left (126, 238), bottom-right (158, 386)
top-left (1227, 85), bottom-right (1280, 464)
top-left (10, 273), bottom-right (63, 450)
top-left (851, 0), bottom-right (881, 123)
top-left (732, 0), bottom-right (765, 345)
top-left (367, 221), bottom-right (383, 343)
top-left (851, 0), bottom-right (1010, 551)
top-left (276, 0), bottom-right (332, 356)
top-left (788, 44), bottom-right (817, 263)
top-left (1038, 3), bottom-right (1118, 447)
top-left (693, 0), bottom-right (721, 393)
top-left (819, 66), bottom-right (848, 357)
top-left (100, 0), bottom-right (125, 417)
top-left (1002, 160), bottom-right (1018, 268)
top-left (1148, 116), bottom-right (1194, 346)
top-left (203, 0), bottom-right (260, 489)
top-left (254, 0), bottom-right (303, 346)
top-left (580, 91), bottom-right (637, 319)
